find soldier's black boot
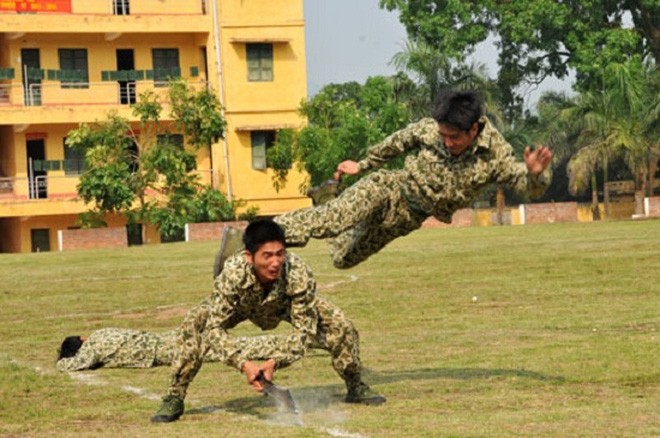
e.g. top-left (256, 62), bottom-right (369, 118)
top-left (151, 394), bottom-right (184, 423)
top-left (344, 373), bottom-right (386, 405)
top-left (212, 226), bottom-right (244, 278)
top-left (307, 179), bottom-right (339, 206)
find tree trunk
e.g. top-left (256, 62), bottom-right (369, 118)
top-left (591, 173), bottom-right (600, 221)
top-left (635, 169), bottom-right (647, 216)
top-left (496, 188), bottom-right (505, 225)
top-left (602, 152), bottom-right (610, 219)
top-left (649, 148), bottom-right (659, 197)
top-left (634, 190), bottom-right (645, 216)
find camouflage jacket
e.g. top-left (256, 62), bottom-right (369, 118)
top-left (357, 116), bottom-right (552, 223)
top-left (206, 251), bottom-right (318, 371)
top-left (56, 328), bottom-right (177, 371)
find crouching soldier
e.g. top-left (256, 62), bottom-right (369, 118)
top-left (151, 219), bottom-right (384, 423)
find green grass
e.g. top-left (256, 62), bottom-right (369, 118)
top-left (1, 220), bottom-right (658, 437)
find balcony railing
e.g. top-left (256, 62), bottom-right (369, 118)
top-left (0, 168), bottom-right (215, 201)
top-left (0, 79), bottom-right (207, 107)
top-left (0, 175), bottom-right (51, 199)
top-left (0, 177), bottom-right (14, 194)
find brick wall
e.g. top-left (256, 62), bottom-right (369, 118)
top-left (522, 202), bottom-right (578, 224)
top-left (58, 227), bottom-right (127, 252)
top-left (421, 209), bottom-right (473, 228)
top-left (647, 197), bottom-right (660, 217)
top-left (186, 221), bottom-right (249, 242)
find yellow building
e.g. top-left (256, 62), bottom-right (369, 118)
top-left (0, 0), bottom-right (310, 253)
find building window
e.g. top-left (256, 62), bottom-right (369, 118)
top-left (157, 134), bottom-right (184, 148)
top-left (251, 130), bottom-right (276, 170)
top-left (31, 229), bottom-right (50, 252)
top-left (127, 140), bottom-right (139, 173)
top-left (246, 43), bottom-right (273, 82)
top-left (58, 49), bottom-right (89, 89)
top-left (63, 139), bottom-right (86, 176)
top-left (152, 49), bottom-right (181, 86)
top-left (113, 0), bottom-right (130, 15)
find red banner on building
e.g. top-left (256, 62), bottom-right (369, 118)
top-left (0, 0), bottom-right (72, 13)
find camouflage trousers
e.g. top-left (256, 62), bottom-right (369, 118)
top-left (167, 297), bottom-right (362, 399)
top-left (275, 170), bottom-right (428, 269)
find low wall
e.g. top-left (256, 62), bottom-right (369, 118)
top-left (185, 221), bottom-right (249, 242)
top-left (521, 202), bottom-right (578, 224)
top-left (422, 203), bottom-right (580, 228)
top-left (646, 197), bottom-right (660, 217)
top-left (58, 227), bottom-right (127, 252)
top-left (421, 209), bottom-right (473, 228)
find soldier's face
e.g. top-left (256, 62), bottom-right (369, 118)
top-left (246, 241), bottom-right (286, 286)
top-left (438, 122), bottom-right (479, 156)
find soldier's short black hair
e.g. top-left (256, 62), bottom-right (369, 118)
top-left (58, 336), bottom-right (84, 360)
top-left (243, 219), bottom-right (286, 254)
top-left (431, 89), bottom-right (484, 131)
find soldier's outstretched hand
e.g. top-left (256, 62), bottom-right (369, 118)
top-left (524, 145), bottom-right (552, 175)
top-left (242, 359), bottom-right (276, 392)
top-left (260, 358), bottom-right (276, 382)
top-left (242, 360), bottom-right (264, 392)
top-left (334, 160), bottom-right (360, 180)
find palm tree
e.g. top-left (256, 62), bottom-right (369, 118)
top-left (606, 61), bottom-right (658, 215)
top-left (561, 61), bottom-right (657, 218)
top-left (390, 39), bottom-right (493, 110)
top-left (641, 63), bottom-right (660, 198)
top-left (567, 146), bottom-right (603, 219)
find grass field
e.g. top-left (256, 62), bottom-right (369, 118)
top-left (0, 220), bottom-right (658, 437)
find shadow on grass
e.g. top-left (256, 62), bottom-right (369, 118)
top-left (366, 366), bottom-right (566, 385)
top-left (185, 366), bottom-right (564, 419)
top-left (185, 385), bottom-right (343, 419)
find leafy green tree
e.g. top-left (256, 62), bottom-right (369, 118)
top-left (647, 67), bottom-right (660, 195)
top-left (380, 0), bottom-right (659, 113)
top-left (65, 115), bottom-right (137, 226)
top-left (524, 91), bottom-right (583, 203)
top-left (269, 76), bottom-right (411, 191)
top-left (561, 61), bottom-right (658, 217)
top-left (391, 39), bottom-right (494, 110)
top-left (67, 81), bottom-right (234, 240)
top-left (168, 81), bottom-right (227, 150)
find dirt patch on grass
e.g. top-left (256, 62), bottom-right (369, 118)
top-left (155, 306), bottom-right (188, 320)
top-left (112, 305), bottom-right (188, 320)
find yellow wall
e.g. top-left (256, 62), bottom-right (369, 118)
top-left (0, 0), bottom-right (310, 252)
top-left (0, 217), bottom-right (21, 252)
top-left (15, 214), bottom-right (78, 252)
top-left (577, 202), bottom-right (636, 222)
top-left (0, 38), bottom-right (8, 64)
top-left (224, 123), bottom-right (310, 213)
top-left (511, 207), bottom-right (521, 225)
top-left (144, 223), bottom-right (162, 245)
top-left (0, 126), bottom-right (15, 175)
top-left (215, 0), bottom-right (309, 214)
top-left (73, 0), bottom-right (204, 15)
top-left (471, 207), bottom-right (522, 226)
top-left (12, 213), bottom-right (129, 252)
top-left (2, 34), bottom-right (206, 108)
top-left (220, 29), bottom-right (307, 112)
top-left (219, 1), bottom-right (304, 26)
top-left (472, 209), bottom-right (491, 226)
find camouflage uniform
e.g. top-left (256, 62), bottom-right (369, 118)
top-left (167, 251), bottom-right (362, 399)
top-left (275, 116), bottom-right (551, 268)
top-left (56, 328), bottom-right (233, 372)
top-left (56, 328), bottom-right (179, 371)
